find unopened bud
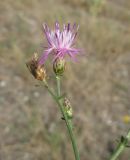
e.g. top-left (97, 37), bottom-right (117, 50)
top-left (64, 98), bottom-right (73, 119)
top-left (53, 58), bottom-right (65, 76)
top-left (26, 53), bottom-right (46, 81)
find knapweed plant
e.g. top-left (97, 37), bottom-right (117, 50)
top-left (27, 22), bottom-right (80, 160)
top-left (26, 22), bottom-right (130, 160)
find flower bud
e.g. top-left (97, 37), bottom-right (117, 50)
top-left (53, 57), bottom-right (65, 76)
top-left (64, 98), bottom-right (73, 119)
top-left (26, 53), bottom-right (46, 81)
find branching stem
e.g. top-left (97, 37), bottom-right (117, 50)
top-left (43, 78), bottom-right (80, 160)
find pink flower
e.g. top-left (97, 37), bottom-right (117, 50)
top-left (39, 22), bottom-right (80, 65)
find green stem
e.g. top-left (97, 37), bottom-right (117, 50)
top-left (43, 79), bottom-right (80, 160)
top-left (56, 76), bottom-right (61, 96)
top-left (110, 129), bottom-right (130, 160)
top-left (56, 76), bottom-right (80, 160)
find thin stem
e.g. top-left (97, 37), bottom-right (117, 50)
top-left (55, 76), bottom-right (80, 160)
top-left (43, 79), bottom-right (80, 160)
top-left (110, 129), bottom-right (130, 160)
top-left (56, 76), bottom-right (61, 96)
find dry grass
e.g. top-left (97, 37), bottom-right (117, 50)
top-left (0, 0), bottom-right (130, 160)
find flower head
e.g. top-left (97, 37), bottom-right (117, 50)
top-left (39, 22), bottom-right (80, 65)
top-left (53, 57), bottom-right (66, 76)
top-left (26, 53), bottom-right (46, 81)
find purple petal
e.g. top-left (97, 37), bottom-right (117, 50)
top-left (67, 23), bottom-right (70, 31)
top-left (55, 21), bottom-right (60, 31)
top-left (68, 48), bottom-right (80, 54)
top-left (38, 48), bottom-right (52, 65)
top-left (68, 51), bottom-right (77, 62)
top-left (53, 51), bottom-right (63, 61)
top-left (55, 32), bottom-right (60, 46)
top-left (43, 24), bottom-right (52, 46)
top-left (73, 23), bottom-right (77, 30)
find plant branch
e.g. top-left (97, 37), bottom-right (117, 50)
top-left (43, 79), bottom-right (80, 160)
top-left (110, 129), bottom-right (130, 160)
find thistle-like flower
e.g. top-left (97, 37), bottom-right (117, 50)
top-left (39, 22), bottom-right (80, 65)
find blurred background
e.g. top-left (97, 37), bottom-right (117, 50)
top-left (0, 0), bottom-right (130, 159)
